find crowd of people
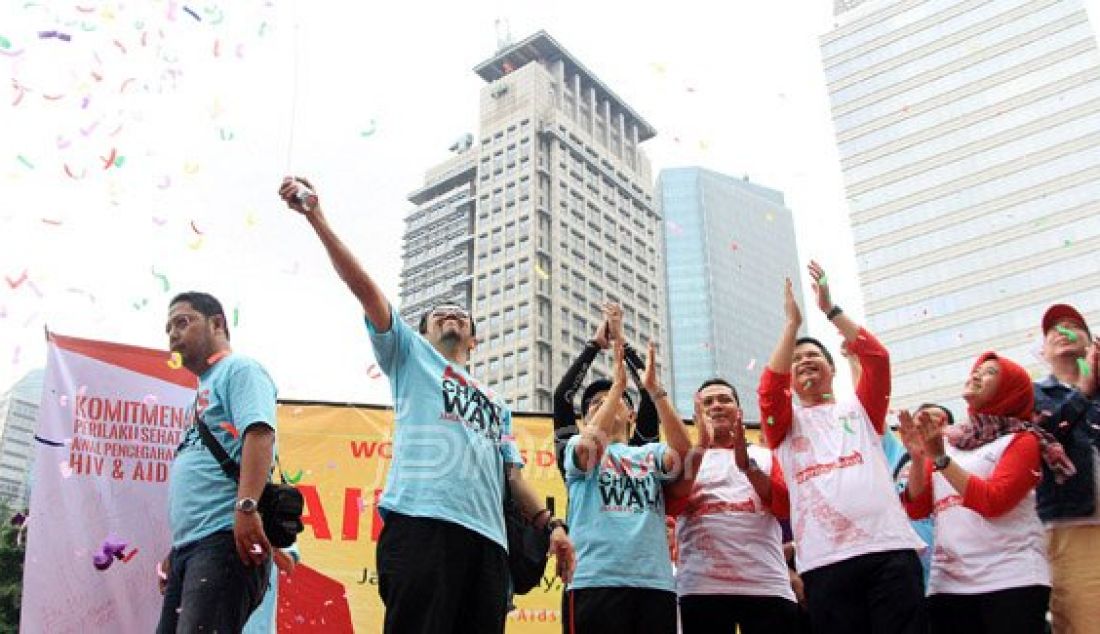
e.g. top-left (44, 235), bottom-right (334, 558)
top-left (151, 176), bottom-right (1099, 633)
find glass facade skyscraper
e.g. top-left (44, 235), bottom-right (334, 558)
top-left (822, 0), bottom-right (1100, 413)
top-left (661, 168), bottom-right (804, 421)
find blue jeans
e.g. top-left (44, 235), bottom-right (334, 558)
top-left (156, 530), bottom-right (271, 634)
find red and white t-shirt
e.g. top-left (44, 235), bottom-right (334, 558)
top-left (670, 445), bottom-right (795, 600)
top-left (908, 432), bottom-right (1049, 595)
top-left (760, 328), bottom-right (924, 574)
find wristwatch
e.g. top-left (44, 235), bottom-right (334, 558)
top-left (933, 455), bottom-right (951, 471)
top-left (546, 518), bottom-right (568, 535)
top-left (826, 305), bottom-right (843, 321)
top-left (235, 497), bottom-right (259, 514)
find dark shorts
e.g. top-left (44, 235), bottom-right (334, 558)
top-left (679, 594), bottom-right (801, 634)
top-left (800, 549), bottom-right (927, 634)
top-left (928, 584), bottom-right (1050, 634)
top-left (156, 530), bottom-right (271, 634)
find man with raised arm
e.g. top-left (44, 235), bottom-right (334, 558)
top-left (758, 261), bottom-right (925, 634)
top-left (278, 177), bottom-right (573, 634)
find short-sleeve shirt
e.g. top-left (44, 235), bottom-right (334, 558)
top-left (368, 307), bottom-right (523, 550)
top-left (564, 436), bottom-right (675, 592)
top-left (170, 354), bottom-right (277, 547)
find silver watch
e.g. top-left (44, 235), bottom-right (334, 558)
top-left (235, 497), bottom-right (258, 514)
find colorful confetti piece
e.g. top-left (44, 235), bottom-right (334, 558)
top-left (1078, 357), bottom-right (1091, 377)
top-left (366, 363), bottom-right (381, 379)
top-left (5, 270), bottom-right (28, 289)
top-left (220, 422), bottom-right (239, 439)
top-left (766, 416), bottom-right (775, 426)
top-left (167, 352), bottom-right (183, 369)
top-left (535, 263), bottom-right (549, 280)
top-left (1056, 325), bottom-right (1079, 343)
top-left (183, 5), bottom-right (201, 21)
top-left (16, 155), bottom-right (34, 169)
top-left (286, 469), bottom-right (303, 484)
top-left (152, 267), bottom-right (170, 292)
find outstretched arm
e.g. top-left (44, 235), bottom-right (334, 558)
top-left (279, 177), bottom-right (392, 332)
top-left (761, 278), bottom-right (801, 449)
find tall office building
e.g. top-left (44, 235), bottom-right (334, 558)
top-left (661, 168), bottom-right (804, 420)
top-left (400, 31), bottom-right (667, 412)
top-left (0, 368), bottom-right (44, 509)
top-left (821, 0), bottom-right (1100, 412)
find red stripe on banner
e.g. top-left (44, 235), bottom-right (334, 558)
top-left (48, 331), bottom-right (197, 389)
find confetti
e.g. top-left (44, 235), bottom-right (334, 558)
top-left (1056, 325), bottom-right (1078, 343)
top-left (233, 306), bottom-right (239, 327)
top-left (0, 35), bottom-right (10, 49)
top-left (842, 419), bottom-right (855, 434)
top-left (219, 128), bottom-right (234, 141)
top-left (218, 422), bottom-right (239, 439)
top-left (152, 267), bottom-right (170, 292)
top-left (5, 270), bottom-right (28, 289)
top-left (16, 155), bottom-right (34, 169)
top-left (190, 220), bottom-right (204, 235)
top-left (121, 548), bottom-right (138, 563)
top-left (183, 5), bottom-right (201, 21)
top-left (818, 275), bottom-right (828, 287)
top-left (766, 416), bottom-right (775, 426)
top-left (133, 298), bottom-right (148, 310)
top-left (360, 119), bottom-right (377, 137)
top-left (59, 461), bottom-right (74, 478)
top-left (33, 435), bottom-right (65, 447)
top-left (167, 352), bottom-right (183, 369)
top-left (745, 358), bottom-right (756, 371)
top-left (765, 212), bottom-right (774, 222)
top-left (366, 363), bottom-right (381, 379)
top-left (41, 218), bottom-right (62, 226)
top-left (286, 470), bottom-right (303, 484)
top-left (535, 263), bottom-right (549, 280)
top-left (100, 148), bottom-right (118, 169)
top-left (1078, 357), bottom-right (1091, 377)
top-left (250, 544), bottom-right (263, 555)
top-left (823, 393), bottom-right (833, 400)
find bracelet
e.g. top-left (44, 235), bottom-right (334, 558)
top-left (547, 518), bottom-right (568, 535)
top-left (826, 305), bottom-right (843, 321)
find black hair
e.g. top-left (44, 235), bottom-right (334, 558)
top-left (794, 336), bottom-right (834, 368)
top-left (418, 304), bottom-right (477, 336)
top-left (580, 379), bottom-right (635, 416)
top-left (169, 291), bottom-right (229, 341)
top-left (696, 378), bottom-right (741, 405)
top-left (915, 402), bottom-right (955, 427)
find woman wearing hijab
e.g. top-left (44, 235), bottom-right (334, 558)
top-left (899, 352), bottom-right (1075, 634)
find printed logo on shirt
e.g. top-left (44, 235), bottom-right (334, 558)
top-left (440, 365), bottom-right (503, 442)
top-left (794, 450), bottom-right (864, 484)
top-left (596, 452), bottom-right (662, 513)
top-left (934, 494), bottom-right (963, 514)
top-left (683, 498), bottom-right (757, 518)
top-left (174, 389), bottom-right (208, 455)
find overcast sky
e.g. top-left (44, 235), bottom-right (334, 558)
top-left (3, 0), bottom-right (1098, 408)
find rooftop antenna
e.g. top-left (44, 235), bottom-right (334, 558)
top-left (494, 18), bottom-right (513, 51)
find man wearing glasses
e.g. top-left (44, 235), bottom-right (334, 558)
top-left (279, 177), bottom-right (574, 634)
top-left (157, 291), bottom-right (278, 633)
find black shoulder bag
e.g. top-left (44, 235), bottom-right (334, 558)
top-left (502, 460), bottom-right (549, 595)
top-left (194, 415), bottom-right (305, 549)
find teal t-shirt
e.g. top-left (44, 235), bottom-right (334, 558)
top-left (564, 436), bottom-right (675, 591)
top-left (169, 354), bottom-right (277, 547)
top-left (368, 308), bottom-right (523, 550)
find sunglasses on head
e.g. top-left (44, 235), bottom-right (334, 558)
top-left (430, 306), bottom-right (470, 320)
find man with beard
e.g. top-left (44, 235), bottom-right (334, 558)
top-left (279, 177), bottom-right (574, 634)
top-left (665, 378), bottom-right (799, 633)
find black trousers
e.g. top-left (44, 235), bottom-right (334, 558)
top-left (801, 549), bottom-right (927, 634)
top-left (561, 587), bottom-right (678, 634)
top-left (928, 585), bottom-right (1050, 634)
top-left (377, 512), bottom-right (509, 634)
top-left (679, 594), bottom-right (801, 634)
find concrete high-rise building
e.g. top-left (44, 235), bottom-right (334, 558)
top-left (0, 368), bottom-right (44, 509)
top-left (821, 0), bottom-right (1100, 413)
top-left (399, 31), bottom-right (667, 412)
top-left (660, 168), bottom-right (804, 420)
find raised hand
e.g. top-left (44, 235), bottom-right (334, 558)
top-left (807, 260), bottom-right (833, 314)
top-left (731, 412), bottom-right (750, 471)
top-left (277, 176), bottom-right (319, 216)
top-left (592, 320), bottom-right (610, 350)
top-left (1078, 337), bottom-right (1099, 398)
top-left (915, 409), bottom-right (947, 459)
top-left (783, 277), bottom-right (803, 327)
top-left (693, 394), bottom-right (713, 450)
top-left (642, 339), bottom-right (661, 394)
top-left (896, 410), bottom-right (926, 461)
top-left (611, 339), bottom-right (628, 392)
top-left (604, 303), bottom-right (625, 343)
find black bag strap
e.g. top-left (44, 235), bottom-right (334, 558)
top-left (191, 403), bottom-right (288, 485)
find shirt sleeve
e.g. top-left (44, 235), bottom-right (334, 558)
top-left (226, 359), bottom-right (278, 436)
top-left (564, 434), bottom-right (585, 479)
top-left (962, 432), bottom-right (1041, 518)
top-left (365, 304), bottom-right (413, 377)
top-left (499, 409), bottom-right (524, 467)
top-left (759, 368), bottom-right (793, 449)
top-left (850, 328), bottom-right (891, 435)
top-left (553, 343), bottom-right (598, 477)
top-left (903, 461), bottom-right (935, 520)
top-left (650, 442), bottom-right (673, 482)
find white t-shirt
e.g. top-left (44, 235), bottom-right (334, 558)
top-left (929, 433), bottom-right (1050, 595)
top-left (774, 396), bottom-right (925, 573)
top-left (675, 445), bottom-right (795, 600)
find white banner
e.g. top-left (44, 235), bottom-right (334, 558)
top-left (21, 332), bottom-right (196, 633)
